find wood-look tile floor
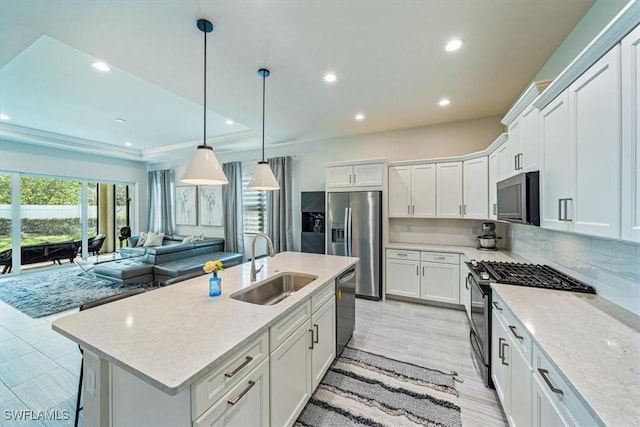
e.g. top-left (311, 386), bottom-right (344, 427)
top-left (353, 298), bottom-right (507, 427)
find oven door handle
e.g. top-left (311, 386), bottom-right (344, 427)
top-left (469, 328), bottom-right (486, 365)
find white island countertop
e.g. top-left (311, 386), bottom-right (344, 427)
top-left (492, 284), bottom-right (640, 426)
top-left (53, 252), bottom-right (357, 395)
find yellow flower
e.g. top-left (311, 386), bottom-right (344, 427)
top-left (203, 260), bottom-right (224, 274)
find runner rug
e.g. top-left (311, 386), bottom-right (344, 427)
top-left (295, 346), bottom-right (462, 427)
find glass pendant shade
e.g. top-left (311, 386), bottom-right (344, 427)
top-left (181, 145), bottom-right (228, 185)
top-left (248, 161), bottom-right (280, 190)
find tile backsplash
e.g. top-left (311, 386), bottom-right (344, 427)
top-left (510, 224), bottom-right (640, 315)
top-left (389, 218), bottom-right (511, 248)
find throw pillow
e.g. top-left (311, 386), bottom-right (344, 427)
top-left (143, 232), bottom-right (165, 247)
top-left (194, 234), bottom-right (205, 241)
top-left (182, 235), bottom-right (195, 243)
top-left (135, 232), bottom-right (148, 247)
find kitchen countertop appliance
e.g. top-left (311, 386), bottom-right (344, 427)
top-left (465, 260), bottom-right (595, 388)
top-left (477, 222), bottom-right (501, 250)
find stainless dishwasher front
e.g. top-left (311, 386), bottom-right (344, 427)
top-left (336, 266), bottom-right (356, 357)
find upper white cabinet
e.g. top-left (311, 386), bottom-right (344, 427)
top-left (388, 164), bottom-right (436, 218)
top-left (622, 25), bottom-right (640, 243)
top-left (507, 105), bottom-right (540, 176)
top-left (436, 162), bottom-right (463, 218)
top-left (463, 156), bottom-right (488, 219)
top-left (326, 162), bottom-right (384, 189)
top-left (507, 119), bottom-right (523, 176)
top-left (488, 150), bottom-right (499, 219)
top-left (540, 46), bottom-right (622, 238)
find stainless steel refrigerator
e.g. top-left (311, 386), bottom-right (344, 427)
top-left (326, 191), bottom-right (382, 299)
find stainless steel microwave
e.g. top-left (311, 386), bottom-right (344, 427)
top-left (496, 171), bottom-right (540, 226)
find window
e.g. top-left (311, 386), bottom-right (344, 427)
top-left (242, 163), bottom-right (267, 234)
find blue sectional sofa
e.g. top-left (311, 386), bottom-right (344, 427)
top-left (94, 235), bottom-right (243, 285)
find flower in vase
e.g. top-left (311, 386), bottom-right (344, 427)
top-left (203, 260), bottom-right (224, 274)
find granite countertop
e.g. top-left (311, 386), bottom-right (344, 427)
top-left (52, 252), bottom-right (357, 395)
top-left (492, 284), bottom-right (640, 426)
top-left (385, 242), bottom-right (526, 262)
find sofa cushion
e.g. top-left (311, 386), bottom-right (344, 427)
top-left (153, 252), bottom-right (244, 281)
top-left (135, 232), bottom-right (147, 247)
top-left (94, 259), bottom-right (154, 280)
top-left (120, 247), bottom-right (147, 257)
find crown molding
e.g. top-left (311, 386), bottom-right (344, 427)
top-left (501, 80), bottom-right (551, 126)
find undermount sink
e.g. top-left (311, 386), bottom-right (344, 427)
top-left (230, 272), bottom-right (318, 306)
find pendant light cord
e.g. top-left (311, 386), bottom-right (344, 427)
top-left (203, 26), bottom-right (208, 147)
top-left (261, 72), bottom-right (266, 162)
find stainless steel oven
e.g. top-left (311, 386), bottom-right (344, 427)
top-left (467, 272), bottom-right (492, 388)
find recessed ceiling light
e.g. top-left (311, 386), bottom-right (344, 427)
top-left (439, 98), bottom-right (451, 107)
top-left (225, 119), bottom-right (234, 125)
top-left (92, 60), bottom-right (111, 72)
top-left (445, 39), bottom-right (464, 52)
top-left (324, 73), bottom-right (337, 83)
top-left (355, 113), bottom-right (365, 121)
top-left (0, 114), bottom-right (9, 121)
top-left (124, 141), bottom-right (133, 147)
top-left (115, 118), bottom-right (126, 123)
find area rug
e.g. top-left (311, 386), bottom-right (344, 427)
top-left (295, 347), bottom-right (462, 427)
top-left (0, 266), bottom-right (147, 318)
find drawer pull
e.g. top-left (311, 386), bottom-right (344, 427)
top-left (500, 341), bottom-right (508, 366)
top-left (492, 301), bottom-right (503, 311)
top-left (227, 380), bottom-right (256, 405)
top-left (538, 368), bottom-right (563, 396)
top-left (224, 356), bottom-right (253, 378)
top-left (309, 329), bottom-right (315, 350)
top-left (434, 256), bottom-right (446, 260)
top-left (397, 253), bottom-right (408, 257)
top-left (498, 337), bottom-right (504, 359)
top-left (509, 325), bottom-right (524, 341)
top-left (313, 324), bottom-right (319, 344)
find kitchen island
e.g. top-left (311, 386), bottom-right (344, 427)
top-left (53, 252), bottom-right (357, 427)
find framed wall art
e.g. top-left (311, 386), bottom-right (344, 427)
top-left (175, 186), bottom-right (197, 226)
top-left (199, 185), bottom-right (223, 226)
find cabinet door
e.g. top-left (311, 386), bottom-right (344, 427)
top-left (491, 310), bottom-right (510, 414)
top-left (497, 141), bottom-right (510, 181)
top-left (508, 337), bottom-right (532, 427)
top-left (508, 117), bottom-right (523, 176)
top-left (311, 299), bottom-right (336, 390)
top-left (623, 25), bottom-right (640, 242)
top-left (388, 166), bottom-right (411, 217)
top-left (488, 150), bottom-right (499, 219)
top-left (386, 259), bottom-right (420, 298)
top-left (194, 359), bottom-right (270, 427)
top-left (569, 46), bottom-right (621, 238)
top-left (420, 261), bottom-right (459, 304)
top-left (412, 164), bottom-right (437, 217)
top-left (463, 157), bottom-right (488, 219)
top-left (522, 106), bottom-right (540, 172)
top-left (353, 164), bottom-right (383, 187)
top-left (532, 374), bottom-right (570, 427)
top-left (540, 91), bottom-right (571, 231)
top-left (326, 166), bottom-right (353, 188)
top-left (436, 162), bottom-right (463, 218)
top-left (270, 320), bottom-right (312, 427)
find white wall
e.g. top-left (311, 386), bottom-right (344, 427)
top-left (0, 139), bottom-right (149, 233)
top-left (389, 218), bottom-right (510, 249)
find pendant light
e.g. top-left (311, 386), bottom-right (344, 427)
top-left (248, 68), bottom-right (280, 190)
top-left (181, 19), bottom-right (228, 185)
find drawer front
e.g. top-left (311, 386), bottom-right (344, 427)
top-left (492, 293), bottom-right (532, 367)
top-left (533, 345), bottom-right (602, 426)
top-left (420, 251), bottom-right (459, 264)
top-left (269, 299), bottom-right (312, 352)
top-left (311, 281), bottom-right (335, 313)
top-left (191, 331), bottom-right (269, 420)
top-left (193, 358), bottom-right (270, 427)
top-left (386, 249), bottom-right (420, 261)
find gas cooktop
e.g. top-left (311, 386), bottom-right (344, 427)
top-left (467, 261), bottom-right (596, 294)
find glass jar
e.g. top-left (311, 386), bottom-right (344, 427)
top-left (209, 272), bottom-right (222, 297)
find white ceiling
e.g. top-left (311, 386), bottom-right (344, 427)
top-left (0, 0), bottom-right (595, 162)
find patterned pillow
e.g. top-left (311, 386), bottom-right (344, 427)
top-left (135, 232), bottom-right (147, 247)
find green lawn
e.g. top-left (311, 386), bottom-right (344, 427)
top-left (0, 235), bottom-right (83, 252)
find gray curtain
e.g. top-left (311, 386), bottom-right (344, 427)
top-left (222, 162), bottom-right (244, 254)
top-left (147, 169), bottom-right (176, 235)
top-left (267, 156), bottom-right (294, 252)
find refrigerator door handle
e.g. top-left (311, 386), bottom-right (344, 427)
top-left (347, 207), bottom-right (353, 256)
top-left (343, 207), bottom-right (349, 255)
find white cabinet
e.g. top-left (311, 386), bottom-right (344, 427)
top-left (497, 142), bottom-right (510, 181)
top-left (419, 252), bottom-right (459, 304)
top-left (507, 118), bottom-right (523, 177)
top-left (463, 156), bottom-right (488, 219)
top-left (491, 307), bottom-right (510, 413)
top-left (507, 105), bottom-right (540, 176)
top-left (622, 25), bottom-right (640, 242)
top-left (386, 249), bottom-right (420, 298)
top-left (532, 372), bottom-right (570, 427)
top-left (311, 299), bottom-right (336, 390)
top-left (488, 150), bottom-right (499, 219)
top-left (388, 164), bottom-right (436, 218)
top-left (326, 163), bottom-right (383, 189)
top-left (436, 162), bottom-right (463, 218)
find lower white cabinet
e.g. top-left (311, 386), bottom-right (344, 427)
top-left (420, 261), bottom-right (459, 304)
top-left (311, 299), bottom-right (336, 389)
top-left (386, 250), bottom-right (420, 298)
top-left (532, 372), bottom-right (570, 427)
top-left (194, 359), bottom-right (270, 427)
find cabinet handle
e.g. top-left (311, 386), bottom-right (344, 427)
top-left (465, 275), bottom-right (470, 290)
top-left (224, 356), bottom-right (253, 378)
top-left (227, 380), bottom-right (256, 405)
top-left (492, 301), bottom-right (503, 311)
top-left (519, 153), bottom-right (524, 170)
top-left (509, 325), bottom-right (524, 341)
top-left (397, 253), bottom-right (408, 257)
top-left (434, 256), bottom-right (446, 260)
top-left (564, 198), bottom-right (572, 222)
top-left (416, 265), bottom-right (419, 276)
top-left (412, 205), bottom-right (415, 214)
top-left (500, 341), bottom-right (509, 366)
top-left (353, 174), bottom-right (357, 183)
top-left (349, 174), bottom-right (352, 184)
top-left (498, 337), bottom-right (504, 359)
top-left (538, 368), bottom-right (564, 396)
top-left (493, 203), bottom-right (497, 216)
top-left (408, 205), bottom-right (411, 215)
top-left (313, 324), bottom-right (319, 344)
top-left (558, 199), bottom-right (564, 221)
top-left (459, 205), bottom-right (462, 215)
top-left (422, 266), bottom-right (425, 276)
top-left (309, 329), bottom-right (315, 350)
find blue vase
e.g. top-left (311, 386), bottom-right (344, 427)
top-left (209, 273), bottom-right (222, 297)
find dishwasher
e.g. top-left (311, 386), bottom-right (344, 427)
top-left (336, 266), bottom-right (356, 357)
